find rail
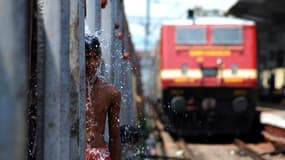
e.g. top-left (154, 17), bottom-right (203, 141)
top-left (234, 139), bottom-right (266, 160)
top-left (177, 138), bottom-right (195, 160)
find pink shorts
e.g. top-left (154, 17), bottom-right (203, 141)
top-left (85, 145), bottom-right (111, 160)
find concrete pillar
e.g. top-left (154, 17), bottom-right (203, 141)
top-left (112, 0), bottom-right (129, 125)
top-left (69, 0), bottom-right (85, 159)
top-left (101, 0), bottom-right (114, 82)
top-left (86, 0), bottom-right (101, 33)
top-left (121, 10), bottom-right (135, 126)
top-left (0, 0), bottom-right (27, 159)
top-left (41, 0), bottom-right (70, 159)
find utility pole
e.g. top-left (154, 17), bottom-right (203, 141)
top-left (145, 0), bottom-right (150, 56)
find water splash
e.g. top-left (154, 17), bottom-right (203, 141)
top-left (86, 147), bottom-right (110, 160)
top-left (85, 25), bottom-right (110, 51)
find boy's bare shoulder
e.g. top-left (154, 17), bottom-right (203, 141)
top-left (99, 79), bottom-right (121, 98)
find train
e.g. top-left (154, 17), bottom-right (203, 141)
top-left (156, 17), bottom-right (258, 136)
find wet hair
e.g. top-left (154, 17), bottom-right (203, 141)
top-left (85, 34), bottom-right (101, 56)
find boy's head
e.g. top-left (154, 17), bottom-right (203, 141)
top-left (85, 34), bottom-right (101, 57)
top-left (85, 34), bottom-right (101, 77)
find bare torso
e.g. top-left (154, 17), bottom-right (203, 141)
top-left (86, 78), bottom-right (113, 147)
top-left (85, 35), bottom-right (121, 159)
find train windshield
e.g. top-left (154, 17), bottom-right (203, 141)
top-left (212, 27), bottom-right (243, 45)
top-left (175, 27), bottom-right (207, 45)
top-left (202, 68), bottom-right (217, 77)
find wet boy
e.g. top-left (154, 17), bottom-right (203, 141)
top-left (85, 34), bottom-right (121, 160)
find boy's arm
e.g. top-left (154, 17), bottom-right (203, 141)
top-left (108, 88), bottom-right (121, 160)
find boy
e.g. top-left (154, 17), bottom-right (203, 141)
top-left (85, 34), bottom-right (121, 160)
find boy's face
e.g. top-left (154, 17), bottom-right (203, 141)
top-left (86, 49), bottom-right (101, 77)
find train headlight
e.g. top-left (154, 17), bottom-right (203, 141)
top-left (216, 58), bottom-right (223, 65)
top-left (202, 98), bottom-right (216, 110)
top-left (171, 96), bottom-right (186, 113)
top-left (181, 63), bottom-right (188, 75)
top-left (232, 96), bottom-right (248, 113)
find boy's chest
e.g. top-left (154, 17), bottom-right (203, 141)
top-left (91, 92), bottom-right (111, 111)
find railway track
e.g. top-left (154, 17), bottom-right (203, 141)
top-left (159, 126), bottom-right (284, 160)
top-left (144, 102), bottom-right (285, 160)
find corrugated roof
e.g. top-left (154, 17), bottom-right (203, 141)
top-left (228, 0), bottom-right (285, 24)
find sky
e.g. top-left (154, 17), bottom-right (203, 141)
top-left (123, 0), bottom-right (239, 52)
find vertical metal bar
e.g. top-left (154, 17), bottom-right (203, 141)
top-left (42, 1), bottom-right (60, 158)
top-left (78, 8), bottom-right (86, 158)
top-left (121, 6), bottom-right (135, 126)
top-left (101, 0), bottom-right (114, 82)
top-left (41, 0), bottom-right (70, 159)
top-left (35, 2), bottom-right (46, 159)
top-left (60, 0), bottom-right (71, 159)
top-left (0, 0), bottom-right (27, 160)
top-left (69, 0), bottom-right (85, 159)
top-left (123, 29), bottom-right (131, 125)
top-left (110, 0), bottom-right (121, 85)
top-left (112, 3), bottom-right (120, 80)
top-left (86, 0), bottom-right (101, 33)
top-left (113, 0), bottom-right (127, 125)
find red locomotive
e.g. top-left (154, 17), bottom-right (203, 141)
top-left (159, 17), bottom-right (257, 136)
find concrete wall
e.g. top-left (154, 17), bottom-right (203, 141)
top-left (0, 0), bottom-right (142, 159)
top-left (39, 0), bottom-right (85, 159)
top-left (0, 0), bottom-right (27, 159)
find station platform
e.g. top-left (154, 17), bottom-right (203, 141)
top-left (257, 104), bottom-right (285, 149)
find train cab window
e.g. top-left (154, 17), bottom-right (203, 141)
top-left (202, 68), bottom-right (217, 77)
top-left (175, 27), bottom-right (207, 45)
top-left (231, 64), bottom-right (238, 74)
top-left (212, 27), bottom-right (243, 45)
